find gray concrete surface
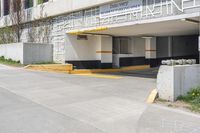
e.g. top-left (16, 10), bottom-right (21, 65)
top-left (0, 65), bottom-right (200, 133)
top-left (107, 67), bottom-right (159, 79)
top-left (157, 65), bottom-right (200, 101)
top-left (0, 43), bottom-right (53, 64)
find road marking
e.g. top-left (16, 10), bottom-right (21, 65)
top-left (147, 89), bottom-right (158, 103)
top-left (74, 73), bottom-right (122, 79)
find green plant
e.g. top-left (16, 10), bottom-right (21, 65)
top-left (0, 56), bottom-right (5, 60)
top-left (38, 0), bottom-right (45, 4)
top-left (0, 27), bottom-right (15, 44)
top-left (0, 56), bottom-right (23, 67)
top-left (178, 86), bottom-right (200, 112)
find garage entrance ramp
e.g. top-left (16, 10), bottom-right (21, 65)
top-left (106, 67), bottom-right (159, 79)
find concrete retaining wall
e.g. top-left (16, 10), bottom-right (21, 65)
top-left (157, 64), bottom-right (200, 101)
top-left (0, 43), bottom-right (53, 64)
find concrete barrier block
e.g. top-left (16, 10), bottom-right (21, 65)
top-left (157, 64), bottom-right (200, 102)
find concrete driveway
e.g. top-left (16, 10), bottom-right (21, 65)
top-left (106, 67), bottom-right (159, 79)
top-left (0, 65), bottom-right (200, 133)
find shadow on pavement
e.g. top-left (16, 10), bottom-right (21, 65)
top-left (106, 67), bottom-right (159, 79)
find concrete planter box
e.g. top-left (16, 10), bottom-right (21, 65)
top-left (157, 64), bottom-right (200, 101)
top-left (0, 42), bottom-right (53, 64)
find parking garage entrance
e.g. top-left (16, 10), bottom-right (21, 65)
top-left (112, 35), bottom-right (199, 68)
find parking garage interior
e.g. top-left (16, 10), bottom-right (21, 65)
top-left (66, 14), bottom-right (199, 70)
top-left (112, 35), bottom-right (199, 68)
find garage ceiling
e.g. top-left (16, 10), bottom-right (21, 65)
top-left (86, 16), bottom-right (200, 37)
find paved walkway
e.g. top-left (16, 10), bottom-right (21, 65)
top-left (0, 65), bottom-right (200, 133)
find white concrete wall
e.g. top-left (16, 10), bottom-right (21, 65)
top-left (99, 36), bottom-right (113, 63)
top-left (23, 43), bottom-right (53, 64)
top-left (65, 35), bottom-right (99, 61)
top-left (65, 34), bottom-right (112, 63)
top-left (0, 43), bottom-right (53, 64)
top-left (0, 43), bottom-right (24, 63)
top-left (157, 65), bottom-right (200, 101)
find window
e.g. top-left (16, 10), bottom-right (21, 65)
top-left (25, 0), bottom-right (33, 9)
top-left (4, 0), bottom-right (10, 16)
top-left (38, 0), bottom-right (48, 4)
top-left (113, 37), bottom-right (130, 54)
top-left (120, 39), bottom-right (129, 54)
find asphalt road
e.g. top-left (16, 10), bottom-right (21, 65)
top-left (0, 65), bottom-right (200, 133)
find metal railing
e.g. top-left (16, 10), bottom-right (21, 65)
top-left (64, 0), bottom-right (200, 31)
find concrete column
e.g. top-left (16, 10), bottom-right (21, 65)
top-left (1, 0), bottom-right (4, 17)
top-left (168, 36), bottom-right (173, 57)
top-left (145, 37), bottom-right (157, 67)
top-left (96, 36), bottom-right (113, 68)
top-left (199, 36), bottom-right (200, 64)
top-left (145, 37), bottom-right (157, 59)
top-left (33, 0), bottom-right (37, 7)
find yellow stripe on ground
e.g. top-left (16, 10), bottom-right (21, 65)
top-left (70, 65), bottom-right (150, 74)
top-left (147, 89), bottom-right (158, 104)
top-left (74, 73), bottom-right (122, 79)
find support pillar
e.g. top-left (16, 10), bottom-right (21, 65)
top-left (96, 36), bottom-right (113, 69)
top-left (168, 36), bottom-right (173, 57)
top-left (145, 37), bottom-right (157, 67)
top-left (1, 0), bottom-right (4, 17)
top-left (199, 36), bottom-right (200, 64)
top-left (33, 0), bottom-right (37, 7)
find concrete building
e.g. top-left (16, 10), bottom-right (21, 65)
top-left (0, 0), bottom-right (199, 69)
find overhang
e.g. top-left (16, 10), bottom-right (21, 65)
top-left (67, 13), bottom-right (200, 37)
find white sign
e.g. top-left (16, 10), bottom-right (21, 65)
top-left (100, 0), bottom-right (142, 19)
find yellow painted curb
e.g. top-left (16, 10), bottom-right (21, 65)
top-left (70, 65), bottom-right (150, 74)
top-left (25, 64), bottom-right (73, 73)
top-left (147, 89), bottom-right (158, 104)
top-left (25, 64), bottom-right (150, 76)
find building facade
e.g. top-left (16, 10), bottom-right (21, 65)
top-left (0, 0), bottom-right (199, 68)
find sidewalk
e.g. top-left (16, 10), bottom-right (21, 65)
top-left (137, 104), bottom-right (200, 133)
